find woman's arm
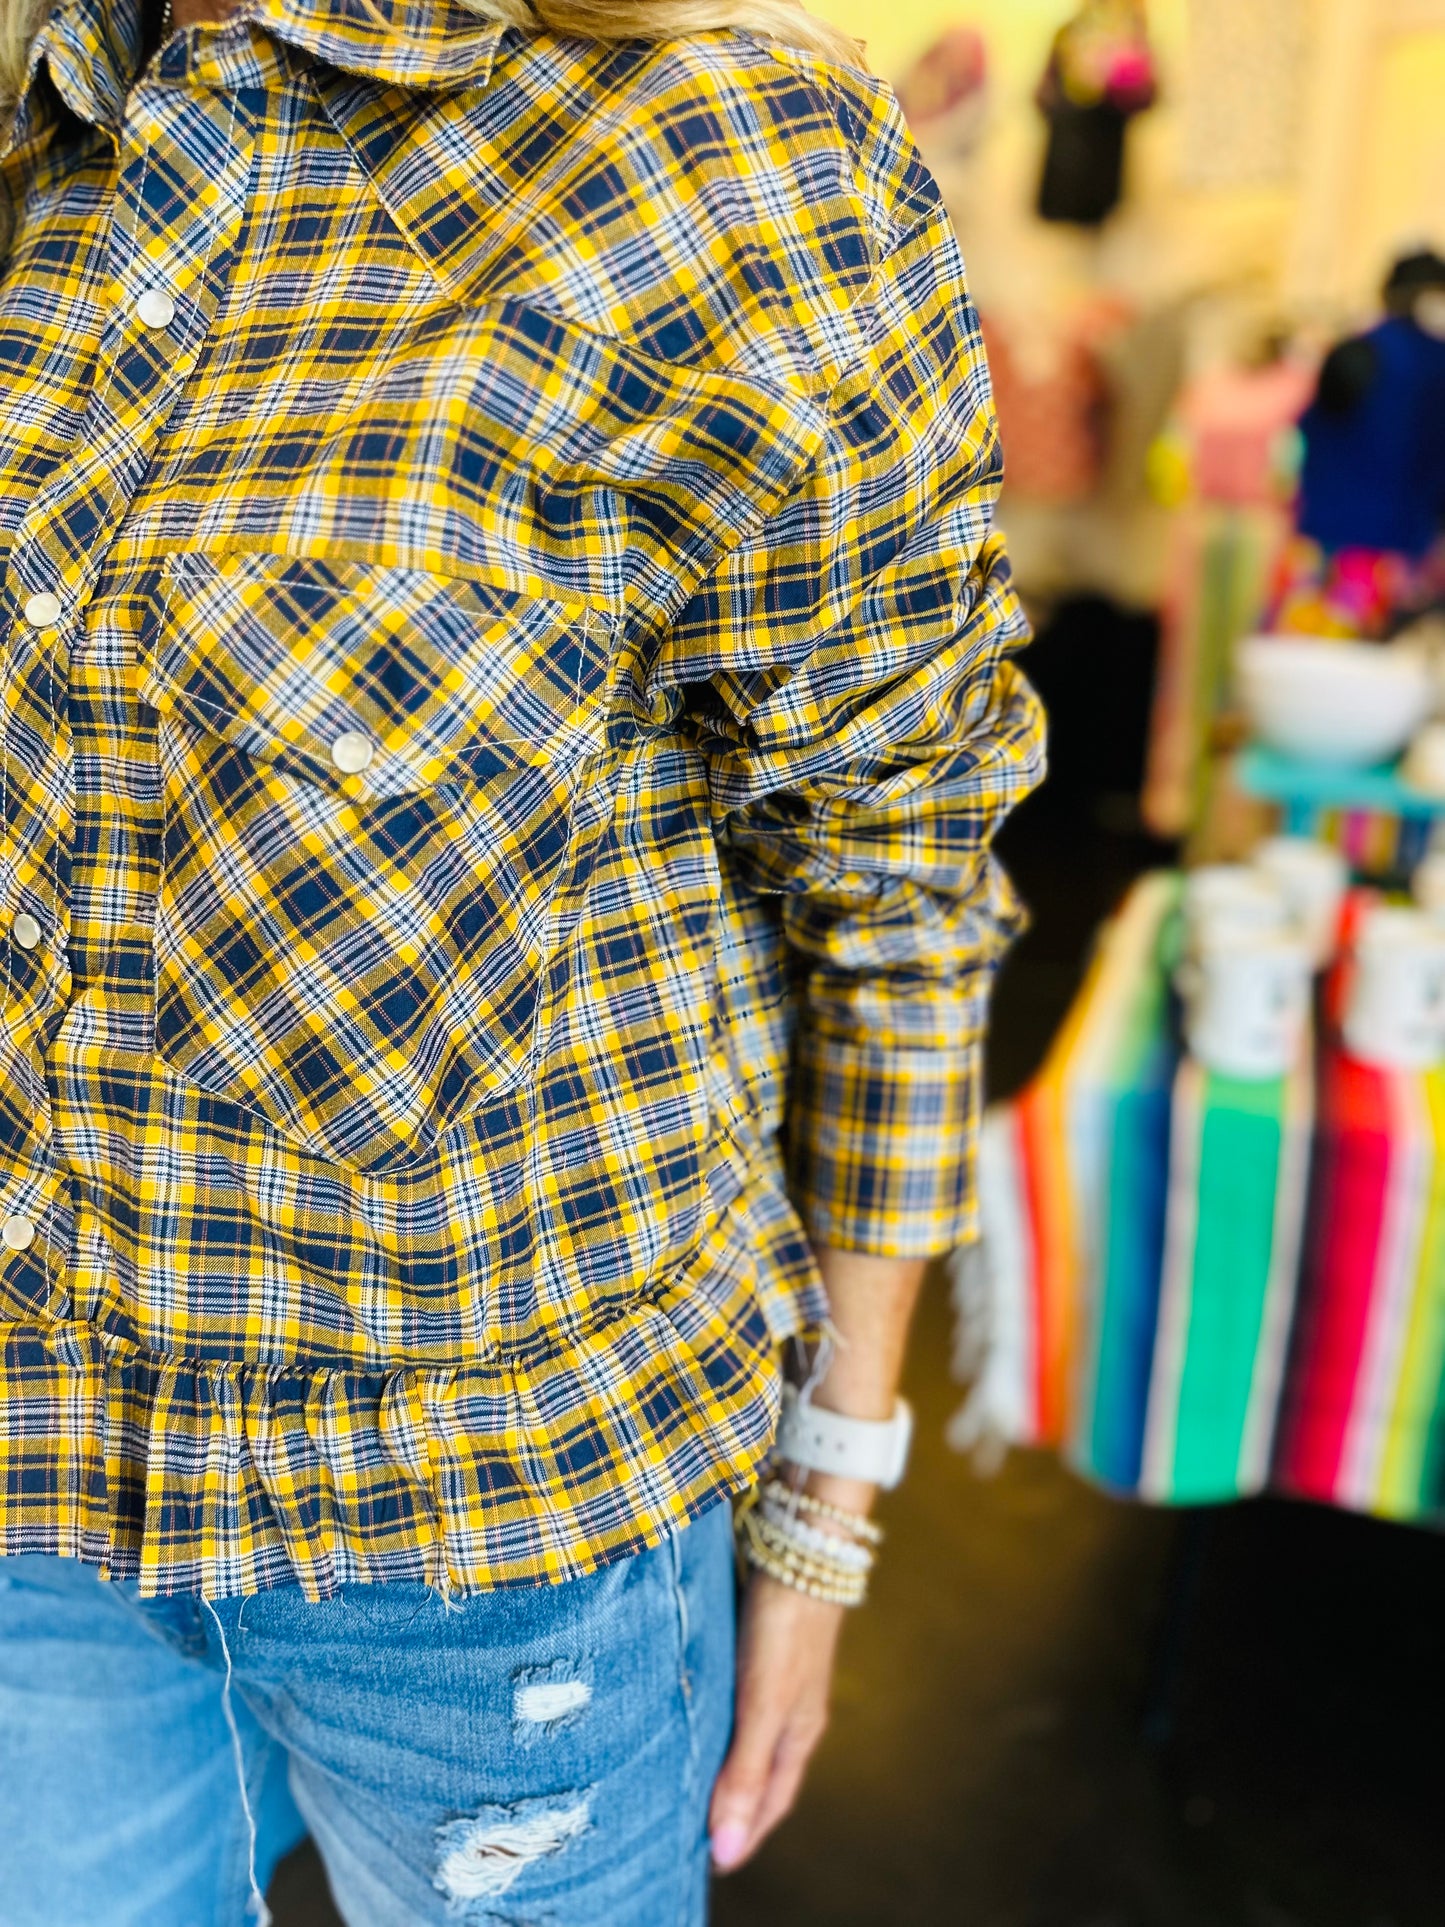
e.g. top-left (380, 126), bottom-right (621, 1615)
top-left (656, 115), bottom-right (1043, 1874)
top-left (708, 1245), bottom-right (928, 1871)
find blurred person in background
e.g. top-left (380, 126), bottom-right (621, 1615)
top-left (0, 0), bottom-right (1042, 1918)
top-left (1272, 249), bottom-right (1445, 639)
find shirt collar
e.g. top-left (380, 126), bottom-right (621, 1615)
top-left (22, 0), bottom-right (504, 142)
top-left (30, 0), bottom-right (143, 135)
top-left (228, 0), bottom-right (506, 92)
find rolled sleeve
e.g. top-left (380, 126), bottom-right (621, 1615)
top-left (780, 651), bottom-right (1043, 1254)
top-left (668, 196), bottom-right (1046, 1257)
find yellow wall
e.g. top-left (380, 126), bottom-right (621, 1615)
top-left (807, 0), bottom-right (1445, 324)
top-left (1356, 30), bottom-right (1445, 297)
top-left (809, 0), bottom-right (1184, 93)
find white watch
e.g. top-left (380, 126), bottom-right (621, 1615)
top-left (774, 1383), bottom-right (914, 1490)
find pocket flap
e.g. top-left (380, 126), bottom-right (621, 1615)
top-left (142, 553), bottom-right (614, 800)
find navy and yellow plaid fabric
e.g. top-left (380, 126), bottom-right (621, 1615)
top-left (0, 0), bottom-right (1043, 1597)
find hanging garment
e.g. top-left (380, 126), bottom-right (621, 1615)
top-left (980, 314), bottom-right (1110, 503)
top-left (1178, 358), bottom-right (1316, 511)
top-left (895, 24), bottom-right (989, 162)
top-left (1037, 97), bottom-right (1131, 226)
top-left (1035, 0), bottom-right (1157, 226)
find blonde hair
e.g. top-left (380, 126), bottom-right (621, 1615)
top-left (458, 0), bottom-right (863, 66)
top-left (1, 0), bottom-right (48, 121)
top-left (1, 0), bottom-right (865, 125)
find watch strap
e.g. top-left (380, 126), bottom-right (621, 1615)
top-left (775, 1383), bottom-right (914, 1490)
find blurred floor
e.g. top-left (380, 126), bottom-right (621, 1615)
top-left (709, 1301), bottom-right (1445, 1927)
top-left (270, 600), bottom-right (1445, 1926)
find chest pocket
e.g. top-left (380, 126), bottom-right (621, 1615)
top-left (141, 552), bottom-right (617, 1174)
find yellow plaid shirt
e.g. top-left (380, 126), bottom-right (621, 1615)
top-left (0, 0), bottom-right (1043, 1597)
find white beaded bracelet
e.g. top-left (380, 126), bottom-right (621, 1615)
top-left (760, 1479), bottom-right (885, 1547)
top-left (757, 1498), bottom-right (875, 1574)
top-left (740, 1516), bottom-right (868, 1607)
top-left (737, 1497), bottom-right (873, 1607)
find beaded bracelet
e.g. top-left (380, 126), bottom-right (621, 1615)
top-left (760, 1479), bottom-right (885, 1548)
top-left (749, 1508), bottom-right (874, 1588)
top-left (738, 1489), bottom-right (877, 1606)
top-left (738, 1505), bottom-right (869, 1606)
top-left (744, 1540), bottom-right (866, 1608)
top-left (757, 1498), bottom-right (875, 1573)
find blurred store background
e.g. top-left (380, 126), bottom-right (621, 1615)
top-left (273, 3), bottom-right (1445, 1922)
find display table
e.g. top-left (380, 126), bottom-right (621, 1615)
top-left (1234, 745), bottom-right (1445, 879)
top-left (955, 872), bottom-right (1445, 1525)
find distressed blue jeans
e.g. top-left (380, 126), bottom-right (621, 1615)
top-left (0, 1500), bottom-right (735, 1926)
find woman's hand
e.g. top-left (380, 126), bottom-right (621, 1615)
top-left (707, 1571), bottom-right (846, 1872)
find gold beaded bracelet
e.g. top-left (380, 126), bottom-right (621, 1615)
top-left (739, 1509), bottom-right (869, 1606)
top-left (760, 1479), bottom-right (885, 1547)
top-left (745, 1545), bottom-right (866, 1608)
top-left (736, 1494), bottom-right (872, 1607)
top-left (749, 1507), bottom-right (874, 1586)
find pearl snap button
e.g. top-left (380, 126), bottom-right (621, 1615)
top-left (23, 592), bottom-right (61, 629)
top-left (330, 730), bottom-right (375, 775)
top-left (1, 1215), bottom-right (36, 1252)
top-left (136, 288), bottom-right (176, 330)
top-left (11, 912), bottom-right (42, 952)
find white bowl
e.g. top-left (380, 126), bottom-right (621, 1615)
top-left (1236, 634), bottom-right (1434, 768)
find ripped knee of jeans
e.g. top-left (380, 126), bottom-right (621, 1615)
top-left (432, 1795), bottom-right (592, 1911)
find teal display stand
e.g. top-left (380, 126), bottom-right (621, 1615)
top-left (1236, 745), bottom-right (1445, 840)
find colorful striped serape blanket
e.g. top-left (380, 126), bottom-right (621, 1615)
top-left (953, 873), bottom-right (1445, 1524)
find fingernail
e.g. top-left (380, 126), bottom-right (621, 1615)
top-left (711, 1822), bottom-right (749, 1870)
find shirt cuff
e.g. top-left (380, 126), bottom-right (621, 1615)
top-left (786, 1028), bottom-right (983, 1259)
